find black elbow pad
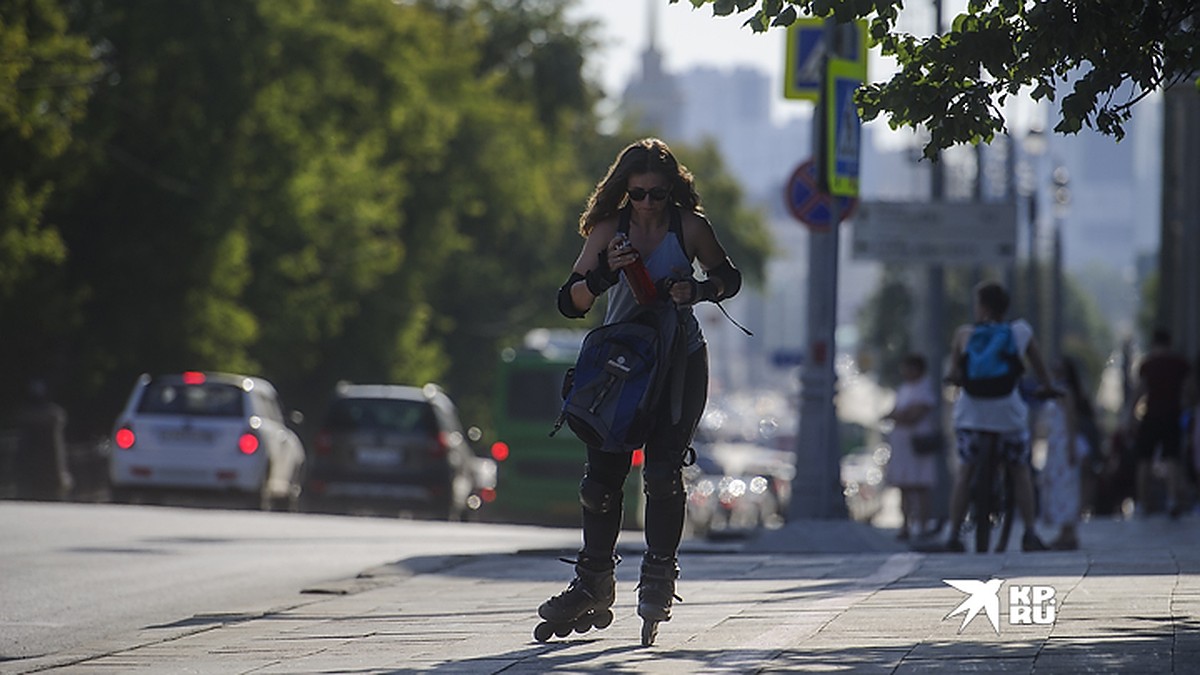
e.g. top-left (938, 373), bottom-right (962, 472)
top-left (557, 272), bottom-right (587, 318)
top-left (709, 260), bottom-right (742, 300)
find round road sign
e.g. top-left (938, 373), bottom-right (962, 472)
top-left (785, 159), bottom-right (857, 231)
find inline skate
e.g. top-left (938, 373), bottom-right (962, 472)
top-left (636, 554), bottom-right (680, 646)
top-left (534, 555), bottom-right (616, 642)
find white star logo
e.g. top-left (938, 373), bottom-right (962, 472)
top-left (943, 578), bottom-right (1003, 633)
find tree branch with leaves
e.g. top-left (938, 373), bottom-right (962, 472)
top-left (677, 0), bottom-right (1200, 156)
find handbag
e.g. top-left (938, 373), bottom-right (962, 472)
top-left (911, 432), bottom-right (944, 456)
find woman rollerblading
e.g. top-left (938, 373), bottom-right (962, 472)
top-left (545, 138), bottom-right (745, 645)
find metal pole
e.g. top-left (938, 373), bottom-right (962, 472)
top-left (1026, 190), bottom-right (1040, 337)
top-left (926, 0), bottom-right (946, 381)
top-left (791, 18), bottom-right (847, 519)
top-left (925, 0), bottom-right (950, 527)
top-left (1051, 165), bottom-right (1069, 363)
top-left (1004, 134), bottom-right (1018, 295)
top-left (1051, 224), bottom-right (1063, 363)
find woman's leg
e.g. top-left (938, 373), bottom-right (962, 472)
top-left (580, 448), bottom-right (632, 563)
top-left (641, 347), bottom-right (708, 557)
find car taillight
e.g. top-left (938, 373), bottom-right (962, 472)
top-left (490, 441), bottom-right (509, 462)
top-left (314, 430), bottom-right (332, 456)
top-left (182, 371), bottom-right (206, 385)
top-left (238, 432), bottom-right (259, 455)
top-left (433, 432), bottom-right (450, 457)
top-left (480, 487), bottom-right (496, 503)
top-left (631, 449), bottom-right (645, 467)
top-left (115, 427), bottom-right (136, 450)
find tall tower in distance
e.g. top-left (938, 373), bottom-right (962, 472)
top-left (620, 0), bottom-right (683, 139)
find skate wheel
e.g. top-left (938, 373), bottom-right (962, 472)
top-left (641, 619), bottom-right (658, 647)
top-left (534, 622), bottom-right (554, 642)
top-left (554, 624), bottom-right (573, 638)
top-left (573, 615), bottom-right (592, 634)
top-left (593, 608), bottom-right (614, 630)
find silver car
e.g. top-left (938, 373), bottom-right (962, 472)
top-left (108, 371), bottom-right (306, 510)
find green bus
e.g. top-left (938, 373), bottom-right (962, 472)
top-left (488, 330), bottom-right (642, 527)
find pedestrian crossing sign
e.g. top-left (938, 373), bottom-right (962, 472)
top-left (783, 19), bottom-right (867, 101)
top-left (825, 58), bottom-right (862, 197)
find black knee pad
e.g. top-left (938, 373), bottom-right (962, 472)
top-left (580, 475), bottom-right (622, 514)
top-left (642, 464), bottom-right (684, 501)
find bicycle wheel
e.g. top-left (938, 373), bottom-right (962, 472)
top-left (995, 462), bottom-right (1015, 552)
top-left (971, 434), bottom-right (997, 553)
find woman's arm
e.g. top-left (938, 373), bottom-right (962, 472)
top-left (557, 221), bottom-right (625, 317)
top-left (670, 213), bottom-right (740, 305)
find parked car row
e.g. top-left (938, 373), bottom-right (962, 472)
top-left (683, 442), bottom-right (795, 539)
top-left (101, 369), bottom-right (808, 534)
top-left (105, 371), bottom-right (496, 520)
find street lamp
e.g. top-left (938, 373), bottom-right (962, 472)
top-left (1051, 165), bottom-right (1071, 363)
top-left (1020, 127), bottom-right (1046, 337)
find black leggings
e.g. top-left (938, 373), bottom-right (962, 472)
top-left (580, 345), bottom-right (709, 562)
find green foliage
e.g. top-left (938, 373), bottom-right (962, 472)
top-left (679, 0), bottom-right (1200, 156)
top-left (855, 267), bottom-right (916, 387)
top-left (0, 0), bottom-right (98, 393)
top-left (2, 0), bottom-right (772, 441)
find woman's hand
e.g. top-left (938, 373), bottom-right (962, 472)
top-left (667, 277), bottom-right (697, 305)
top-left (606, 235), bottom-right (639, 271)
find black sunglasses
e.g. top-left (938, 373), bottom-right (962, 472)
top-left (627, 186), bottom-right (670, 202)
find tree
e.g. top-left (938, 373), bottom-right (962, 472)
top-left (0, 0), bottom-right (99, 410)
top-left (678, 0), bottom-right (1200, 156)
top-left (855, 267), bottom-right (916, 388)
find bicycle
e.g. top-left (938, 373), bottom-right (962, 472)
top-left (966, 430), bottom-right (1016, 553)
top-left (951, 384), bottom-right (1062, 554)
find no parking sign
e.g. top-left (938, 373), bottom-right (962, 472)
top-left (784, 159), bottom-right (857, 232)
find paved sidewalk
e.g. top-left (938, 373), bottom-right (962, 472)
top-left (7, 515), bottom-right (1199, 674)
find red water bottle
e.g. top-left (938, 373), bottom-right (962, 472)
top-left (618, 235), bottom-right (658, 305)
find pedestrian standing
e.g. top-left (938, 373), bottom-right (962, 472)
top-left (883, 353), bottom-right (940, 541)
top-left (1131, 329), bottom-right (1191, 518)
top-left (539, 138), bottom-right (743, 645)
top-left (1039, 357), bottom-right (1094, 550)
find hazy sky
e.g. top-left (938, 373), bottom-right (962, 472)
top-left (566, 1), bottom-right (954, 128)
top-left (567, 1), bottom-right (806, 119)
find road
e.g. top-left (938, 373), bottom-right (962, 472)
top-left (0, 501), bottom-right (581, 662)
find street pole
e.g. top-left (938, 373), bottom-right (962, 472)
top-left (1051, 165), bottom-right (1069, 364)
top-left (1021, 127), bottom-right (1046, 338)
top-left (925, 0), bottom-right (946, 393)
top-left (791, 18), bottom-right (849, 519)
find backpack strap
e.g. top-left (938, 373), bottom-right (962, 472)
top-left (668, 206), bottom-right (685, 252)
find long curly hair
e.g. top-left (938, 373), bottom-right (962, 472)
top-left (577, 138), bottom-right (703, 236)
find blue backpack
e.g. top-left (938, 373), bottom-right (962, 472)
top-left (960, 322), bottom-right (1025, 398)
top-left (551, 307), bottom-right (684, 453)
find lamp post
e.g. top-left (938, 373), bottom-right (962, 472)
top-left (1051, 165), bottom-right (1070, 363)
top-left (1020, 127), bottom-right (1046, 336)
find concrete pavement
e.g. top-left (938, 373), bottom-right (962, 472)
top-left (6, 514), bottom-right (1199, 674)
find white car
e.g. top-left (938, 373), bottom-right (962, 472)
top-left (108, 371), bottom-right (306, 510)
